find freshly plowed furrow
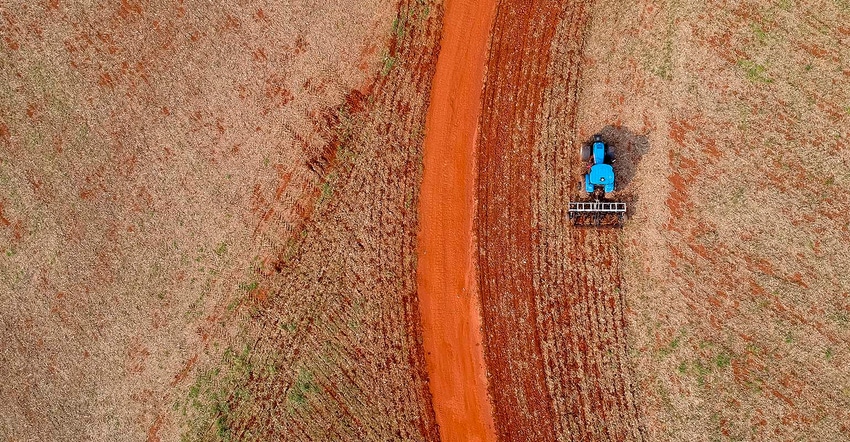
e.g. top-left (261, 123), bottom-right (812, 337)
top-left (552, 229), bottom-right (644, 441)
top-left (477, 1), bottom-right (564, 439)
top-left (478, 0), bottom-right (644, 440)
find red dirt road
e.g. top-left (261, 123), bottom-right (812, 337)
top-left (415, 0), bottom-right (497, 440)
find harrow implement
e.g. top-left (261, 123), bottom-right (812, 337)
top-left (568, 201), bottom-right (626, 227)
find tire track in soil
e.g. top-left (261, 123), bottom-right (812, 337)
top-left (477, 0), bottom-right (644, 440)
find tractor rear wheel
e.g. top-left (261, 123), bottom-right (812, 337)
top-left (580, 144), bottom-right (591, 161)
top-left (605, 144), bottom-right (615, 163)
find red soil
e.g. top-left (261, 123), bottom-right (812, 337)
top-left (475, 0), bottom-right (644, 440)
top-left (415, 0), bottom-right (498, 440)
top-left (475, 1), bottom-right (565, 438)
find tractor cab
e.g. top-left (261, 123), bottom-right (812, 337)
top-left (585, 138), bottom-right (615, 194)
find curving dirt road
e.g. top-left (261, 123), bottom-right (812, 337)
top-left (415, 0), bottom-right (498, 440)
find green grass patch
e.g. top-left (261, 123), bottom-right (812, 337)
top-left (648, 37), bottom-right (674, 81)
top-left (657, 329), bottom-right (687, 358)
top-left (828, 311), bottom-right (849, 327)
top-left (238, 281), bottom-right (258, 292)
top-left (214, 242), bottom-right (228, 257)
top-left (744, 378), bottom-right (764, 393)
top-left (180, 345), bottom-right (254, 442)
top-left (714, 351), bottom-right (732, 369)
top-left (730, 186), bottom-right (746, 205)
top-left (392, 15), bottom-right (407, 39)
top-left (678, 348), bottom-right (733, 386)
top-left (287, 369), bottom-right (320, 409)
top-left (737, 59), bottom-right (773, 83)
top-left (381, 53), bottom-right (397, 76)
top-left (751, 24), bottom-right (768, 43)
top-left (279, 321), bottom-right (298, 333)
top-left (395, 0), bottom-right (431, 36)
top-left (414, 0), bottom-right (431, 20)
top-left (281, 238), bottom-right (302, 265)
top-left (226, 297), bottom-right (241, 312)
top-left (335, 106), bottom-right (353, 141)
top-left (693, 360), bottom-right (711, 386)
top-left (659, 334), bottom-right (682, 357)
top-left (320, 180), bottom-right (333, 203)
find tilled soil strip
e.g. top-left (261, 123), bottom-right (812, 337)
top-left (476, 1), bottom-right (566, 439)
top-left (415, 0), bottom-right (498, 440)
top-left (477, 0), bottom-right (644, 440)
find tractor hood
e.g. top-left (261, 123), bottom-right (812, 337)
top-left (593, 141), bottom-right (606, 165)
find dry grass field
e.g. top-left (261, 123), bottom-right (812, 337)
top-left (0, 0), bottom-right (441, 440)
top-left (172, 0), bottom-right (444, 439)
top-left (2, 0), bottom-right (849, 440)
top-left (577, 0), bottom-right (850, 440)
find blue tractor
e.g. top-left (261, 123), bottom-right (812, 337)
top-left (569, 134), bottom-right (626, 226)
top-left (582, 134), bottom-right (615, 195)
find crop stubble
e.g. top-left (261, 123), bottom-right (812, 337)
top-left (0, 0), bottom-right (444, 440)
top-left (0, 0), bottom-right (396, 440)
top-left (186, 1), bottom-right (446, 440)
top-left (477, 0), bottom-right (644, 440)
top-left (576, 0), bottom-right (850, 439)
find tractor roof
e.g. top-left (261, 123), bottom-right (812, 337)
top-left (589, 163), bottom-right (614, 186)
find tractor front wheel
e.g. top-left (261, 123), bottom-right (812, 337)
top-left (580, 144), bottom-right (591, 161)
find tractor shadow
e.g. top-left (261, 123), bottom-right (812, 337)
top-left (585, 125), bottom-right (649, 216)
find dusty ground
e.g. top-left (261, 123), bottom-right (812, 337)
top-left (3, 0), bottom-right (849, 440)
top-left (0, 0), bottom-right (437, 440)
top-left (580, 0), bottom-right (850, 440)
